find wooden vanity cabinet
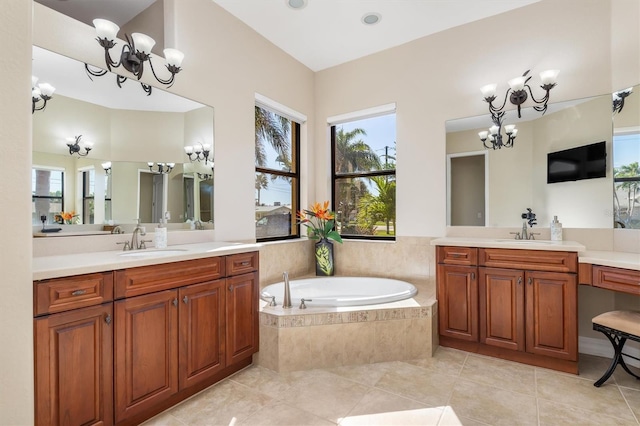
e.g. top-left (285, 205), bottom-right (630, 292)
top-left (437, 246), bottom-right (578, 373)
top-left (34, 273), bottom-right (114, 426)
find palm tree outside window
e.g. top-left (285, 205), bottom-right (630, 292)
top-left (613, 132), bottom-right (640, 228)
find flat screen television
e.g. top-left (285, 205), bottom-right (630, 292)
top-left (547, 141), bottom-right (606, 184)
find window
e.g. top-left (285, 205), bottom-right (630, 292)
top-left (105, 171), bottom-right (112, 222)
top-left (81, 169), bottom-right (95, 224)
top-left (331, 110), bottom-right (396, 240)
top-left (255, 104), bottom-right (301, 240)
top-left (32, 167), bottom-right (64, 225)
top-left (613, 131), bottom-right (640, 228)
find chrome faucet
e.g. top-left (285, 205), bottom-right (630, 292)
top-left (194, 219), bottom-right (204, 230)
top-left (282, 271), bottom-right (292, 308)
top-left (130, 220), bottom-right (147, 250)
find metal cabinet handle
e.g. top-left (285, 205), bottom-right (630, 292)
top-left (471, 272), bottom-right (475, 280)
top-left (518, 277), bottom-right (522, 285)
top-left (172, 298), bottom-right (178, 307)
top-left (183, 296), bottom-right (188, 304)
top-left (228, 285), bottom-right (233, 292)
top-left (105, 314), bottom-right (111, 325)
top-left (240, 261), bottom-right (250, 266)
top-left (528, 277), bottom-right (532, 285)
top-left (71, 289), bottom-right (86, 296)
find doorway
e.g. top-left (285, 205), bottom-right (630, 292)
top-left (447, 151), bottom-right (488, 226)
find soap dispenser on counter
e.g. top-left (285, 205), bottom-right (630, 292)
top-left (550, 215), bottom-right (563, 241)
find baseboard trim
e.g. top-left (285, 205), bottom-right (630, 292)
top-left (579, 336), bottom-right (640, 368)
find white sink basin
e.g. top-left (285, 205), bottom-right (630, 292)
top-left (494, 239), bottom-right (554, 244)
top-left (119, 249), bottom-right (188, 257)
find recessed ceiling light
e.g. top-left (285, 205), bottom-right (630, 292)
top-left (287, 0), bottom-right (307, 10)
top-left (361, 13), bottom-right (381, 25)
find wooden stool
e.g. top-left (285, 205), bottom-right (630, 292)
top-left (592, 310), bottom-right (640, 387)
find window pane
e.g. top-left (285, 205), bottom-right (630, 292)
top-left (32, 168), bottom-right (64, 225)
top-left (335, 114), bottom-right (396, 174)
top-left (255, 106), bottom-right (293, 172)
top-left (32, 197), bottom-right (63, 225)
top-left (335, 176), bottom-right (396, 237)
top-left (613, 132), bottom-right (640, 228)
top-left (255, 172), bottom-right (294, 239)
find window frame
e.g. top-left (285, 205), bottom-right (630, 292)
top-left (32, 166), bottom-right (65, 225)
top-left (255, 108), bottom-right (301, 242)
top-left (330, 112), bottom-right (397, 241)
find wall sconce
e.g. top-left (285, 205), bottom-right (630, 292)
top-left (197, 166), bottom-right (215, 180)
top-left (184, 143), bottom-right (212, 164)
top-left (32, 76), bottom-right (55, 113)
top-left (66, 135), bottom-right (93, 157)
top-left (102, 161), bottom-right (112, 175)
top-left (148, 162), bottom-right (174, 174)
top-left (85, 19), bottom-right (184, 95)
top-left (479, 69), bottom-right (557, 149)
top-left (613, 87), bottom-right (633, 114)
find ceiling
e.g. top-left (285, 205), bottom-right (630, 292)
top-left (36, 0), bottom-right (540, 72)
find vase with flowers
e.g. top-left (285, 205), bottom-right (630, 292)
top-left (297, 201), bottom-right (343, 276)
top-left (54, 211), bottom-right (79, 225)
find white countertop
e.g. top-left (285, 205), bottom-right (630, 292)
top-left (430, 237), bottom-right (586, 252)
top-left (33, 242), bottom-right (262, 281)
top-left (579, 250), bottom-right (640, 271)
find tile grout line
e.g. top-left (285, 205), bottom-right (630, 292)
top-left (617, 384), bottom-right (640, 425)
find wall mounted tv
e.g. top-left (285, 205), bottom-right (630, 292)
top-left (547, 141), bottom-right (606, 184)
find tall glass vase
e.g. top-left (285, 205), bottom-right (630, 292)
top-left (314, 238), bottom-right (335, 276)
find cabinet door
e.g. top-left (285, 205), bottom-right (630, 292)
top-left (525, 271), bottom-right (578, 360)
top-left (179, 279), bottom-right (226, 389)
top-left (114, 290), bottom-right (179, 423)
top-left (479, 267), bottom-right (525, 351)
top-left (226, 272), bottom-right (259, 365)
top-left (35, 304), bottom-right (113, 426)
top-left (437, 264), bottom-right (478, 342)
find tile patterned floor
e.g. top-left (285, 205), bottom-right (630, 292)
top-left (144, 348), bottom-right (640, 426)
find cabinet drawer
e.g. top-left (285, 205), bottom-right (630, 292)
top-left (592, 265), bottom-right (640, 295)
top-left (479, 249), bottom-right (577, 273)
top-left (115, 257), bottom-right (225, 299)
top-left (34, 272), bottom-right (114, 316)
top-left (226, 251), bottom-right (259, 276)
top-left (437, 246), bottom-right (478, 266)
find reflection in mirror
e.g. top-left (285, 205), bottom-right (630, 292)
top-left (446, 94), bottom-right (614, 228)
top-left (613, 84), bottom-right (640, 229)
top-left (31, 46), bottom-right (214, 230)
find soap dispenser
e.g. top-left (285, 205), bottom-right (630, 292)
top-left (550, 215), bottom-right (563, 241)
top-left (155, 217), bottom-right (168, 249)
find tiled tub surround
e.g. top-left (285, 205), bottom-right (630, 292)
top-left (257, 278), bottom-right (438, 373)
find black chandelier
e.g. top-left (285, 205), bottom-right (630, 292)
top-left (479, 69), bottom-right (558, 149)
top-left (66, 135), bottom-right (93, 157)
top-left (32, 76), bottom-right (55, 113)
top-left (184, 142), bottom-right (212, 164)
top-left (197, 166), bottom-right (215, 180)
top-left (612, 87), bottom-right (633, 114)
top-left (148, 162), bottom-right (175, 174)
top-left (102, 161), bottom-right (112, 175)
top-left (85, 19), bottom-right (184, 95)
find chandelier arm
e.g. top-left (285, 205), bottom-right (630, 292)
top-left (524, 84), bottom-right (550, 106)
top-left (85, 64), bottom-right (109, 80)
top-left (488, 89), bottom-right (512, 117)
top-left (32, 98), bottom-right (46, 113)
top-left (141, 83), bottom-right (153, 96)
top-left (147, 59), bottom-right (176, 87)
top-left (116, 74), bottom-right (128, 89)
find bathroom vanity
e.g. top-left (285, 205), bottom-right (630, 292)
top-left (433, 238), bottom-right (585, 374)
top-left (33, 243), bottom-right (259, 426)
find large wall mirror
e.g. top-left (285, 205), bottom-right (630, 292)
top-left (445, 85), bottom-right (639, 229)
top-left (32, 46), bottom-right (215, 231)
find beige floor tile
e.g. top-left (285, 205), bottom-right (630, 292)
top-left (577, 353), bottom-right (615, 382)
top-left (537, 398), bottom-right (638, 426)
top-left (536, 369), bottom-right (636, 421)
top-left (339, 388), bottom-right (442, 425)
top-left (274, 370), bottom-right (370, 423)
top-left (240, 401), bottom-right (335, 426)
top-left (437, 406), bottom-right (490, 426)
top-left (326, 361), bottom-right (394, 387)
top-left (620, 387), bottom-right (640, 422)
top-left (170, 380), bottom-right (273, 425)
top-left (460, 353), bottom-right (536, 396)
top-left (229, 365), bottom-right (296, 398)
top-left (614, 363), bottom-right (640, 391)
top-left (374, 362), bottom-right (458, 406)
top-left (141, 412), bottom-right (188, 426)
top-left (406, 346), bottom-right (468, 376)
top-left (448, 379), bottom-right (537, 426)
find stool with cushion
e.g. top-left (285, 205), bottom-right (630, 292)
top-left (591, 310), bottom-right (640, 387)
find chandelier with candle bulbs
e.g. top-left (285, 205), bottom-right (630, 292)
top-left (32, 76), bottom-right (55, 113)
top-left (85, 19), bottom-right (184, 95)
top-left (184, 142), bottom-right (212, 164)
top-left (66, 135), bottom-right (93, 157)
top-left (479, 69), bottom-right (558, 149)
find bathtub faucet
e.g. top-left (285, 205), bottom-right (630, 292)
top-left (282, 271), bottom-right (292, 309)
